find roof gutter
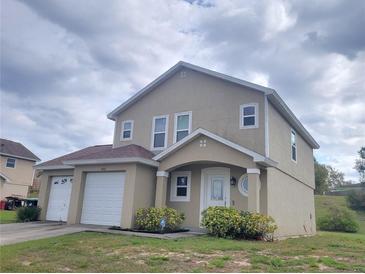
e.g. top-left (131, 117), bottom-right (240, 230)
top-left (0, 153), bottom-right (40, 162)
top-left (63, 157), bottom-right (160, 167)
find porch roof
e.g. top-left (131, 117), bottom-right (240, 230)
top-left (153, 128), bottom-right (278, 167)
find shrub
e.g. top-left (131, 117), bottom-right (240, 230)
top-left (347, 190), bottom-right (365, 210)
top-left (201, 206), bottom-right (277, 240)
top-left (135, 207), bottom-right (184, 232)
top-left (201, 207), bottom-right (243, 238)
top-left (16, 207), bottom-right (41, 222)
top-left (240, 211), bottom-right (277, 240)
top-left (317, 206), bottom-right (359, 233)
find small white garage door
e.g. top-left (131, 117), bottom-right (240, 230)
top-left (81, 172), bottom-right (125, 226)
top-left (46, 176), bottom-right (73, 222)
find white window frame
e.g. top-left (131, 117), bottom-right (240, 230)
top-left (120, 120), bottom-right (134, 141)
top-left (240, 103), bottom-right (259, 129)
top-left (151, 115), bottom-right (169, 151)
top-left (238, 174), bottom-right (248, 197)
top-left (6, 157), bottom-right (16, 168)
top-left (291, 129), bottom-right (297, 163)
top-left (170, 171), bottom-right (191, 202)
top-left (173, 111), bottom-right (192, 143)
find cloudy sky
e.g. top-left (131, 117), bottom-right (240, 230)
top-left (1, 0), bottom-right (364, 181)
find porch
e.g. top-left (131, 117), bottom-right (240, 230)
top-left (154, 162), bottom-right (267, 229)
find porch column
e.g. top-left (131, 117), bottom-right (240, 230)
top-left (247, 168), bottom-right (261, 213)
top-left (155, 171), bottom-right (169, 208)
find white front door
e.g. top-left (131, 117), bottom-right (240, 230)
top-left (46, 176), bottom-right (73, 222)
top-left (207, 175), bottom-right (227, 207)
top-left (200, 167), bottom-right (230, 221)
top-left (81, 172), bottom-right (125, 226)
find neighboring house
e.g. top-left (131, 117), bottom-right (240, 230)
top-left (36, 61), bottom-right (319, 238)
top-left (0, 138), bottom-right (40, 200)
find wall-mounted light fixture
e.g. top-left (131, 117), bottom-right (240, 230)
top-left (230, 176), bottom-right (237, 186)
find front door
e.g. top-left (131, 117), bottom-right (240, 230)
top-left (201, 167), bottom-right (230, 216)
top-left (207, 175), bottom-right (227, 207)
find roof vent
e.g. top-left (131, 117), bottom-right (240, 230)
top-left (180, 71), bottom-right (186, 78)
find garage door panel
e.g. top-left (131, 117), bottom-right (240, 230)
top-left (46, 176), bottom-right (72, 222)
top-left (81, 172), bottom-right (125, 226)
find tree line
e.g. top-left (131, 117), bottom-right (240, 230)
top-left (315, 146), bottom-right (365, 194)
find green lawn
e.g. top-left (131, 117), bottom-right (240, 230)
top-left (1, 195), bottom-right (364, 272)
top-left (315, 195), bottom-right (365, 234)
top-left (1, 231), bottom-right (364, 272)
top-left (0, 210), bottom-right (17, 224)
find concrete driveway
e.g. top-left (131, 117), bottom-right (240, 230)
top-left (0, 222), bottom-right (86, 246)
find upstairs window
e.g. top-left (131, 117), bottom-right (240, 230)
top-left (6, 158), bottom-right (16, 168)
top-left (291, 129), bottom-right (297, 162)
top-left (174, 111), bottom-right (192, 143)
top-left (152, 115), bottom-right (168, 150)
top-left (240, 103), bottom-right (258, 129)
top-left (121, 120), bottom-right (133, 141)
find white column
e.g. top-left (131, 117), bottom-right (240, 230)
top-left (247, 168), bottom-right (261, 213)
top-left (155, 171), bottom-right (169, 208)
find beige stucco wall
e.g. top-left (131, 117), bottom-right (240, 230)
top-left (113, 68), bottom-right (266, 155)
top-left (266, 167), bottom-right (316, 238)
top-left (131, 164), bottom-right (157, 226)
top-left (38, 163), bottom-right (156, 229)
top-left (0, 156), bottom-right (36, 199)
top-left (268, 103), bottom-right (315, 188)
top-left (158, 135), bottom-right (257, 172)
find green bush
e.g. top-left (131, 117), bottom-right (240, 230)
top-left (201, 206), bottom-right (277, 240)
top-left (16, 207), bottom-right (41, 222)
top-left (240, 211), bottom-right (277, 240)
top-left (201, 207), bottom-right (243, 238)
top-left (135, 207), bottom-right (184, 232)
top-left (317, 206), bottom-right (359, 233)
top-left (347, 190), bottom-right (365, 210)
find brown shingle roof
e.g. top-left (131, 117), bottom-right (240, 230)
top-left (36, 144), bottom-right (154, 167)
top-left (0, 138), bottom-right (40, 161)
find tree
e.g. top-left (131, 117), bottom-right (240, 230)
top-left (314, 158), bottom-right (329, 194)
top-left (327, 166), bottom-right (346, 189)
top-left (354, 147), bottom-right (365, 184)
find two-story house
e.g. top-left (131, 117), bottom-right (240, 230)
top-left (37, 62), bottom-right (319, 238)
top-left (1, 138), bottom-right (40, 200)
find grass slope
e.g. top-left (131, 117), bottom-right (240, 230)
top-left (315, 195), bottom-right (365, 234)
top-left (1, 231), bottom-right (365, 272)
top-left (0, 210), bottom-right (17, 224)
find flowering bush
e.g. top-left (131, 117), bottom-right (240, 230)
top-left (201, 206), bottom-right (277, 241)
top-left (240, 211), bottom-right (277, 240)
top-left (135, 207), bottom-right (184, 232)
top-left (201, 207), bottom-right (243, 238)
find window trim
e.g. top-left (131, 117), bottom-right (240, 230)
top-left (151, 115), bottom-right (169, 151)
top-left (120, 120), bottom-right (134, 141)
top-left (240, 103), bottom-right (259, 129)
top-left (238, 174), bottom-right (248, 197)
top-left (291, 129), bottom-right (297, 163)
top-left (170, 171), bottom-right (191, 202)
top-left (173, 111), bottom-right (192, 143)
top-left (6, 157), bottom-right (16, 168)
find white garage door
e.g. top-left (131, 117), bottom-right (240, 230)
top-left (46, 176), bottom-right (73, 222)
top-left (81, 172), bottom-right (125, 226)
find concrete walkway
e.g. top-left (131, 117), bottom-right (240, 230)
top-left (0, 222), bottom-right (203, 246)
